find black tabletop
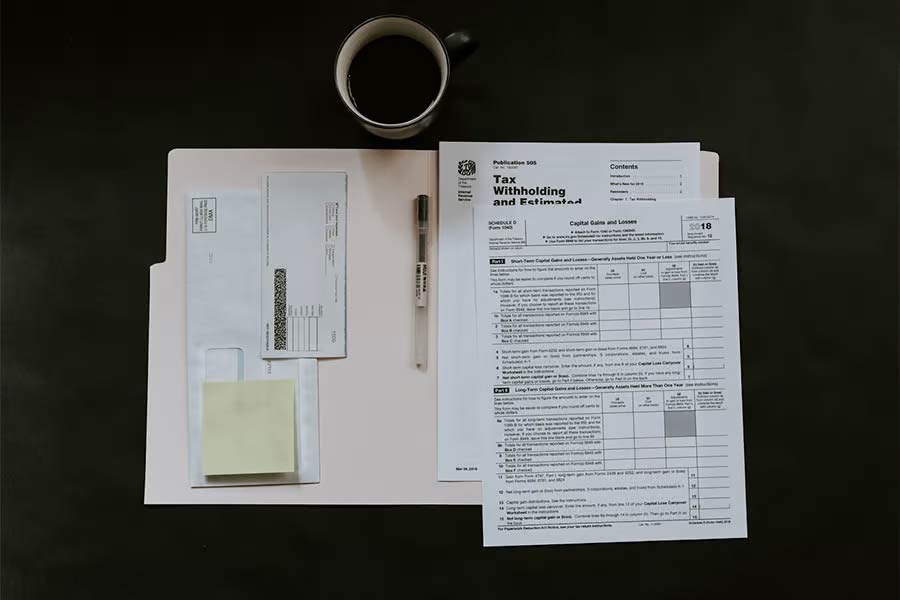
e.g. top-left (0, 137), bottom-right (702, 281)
top-left (2, 1), bottom-right (898, 597)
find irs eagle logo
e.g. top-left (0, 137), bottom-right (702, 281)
top-left (457, 159), bottom-right (476, 176)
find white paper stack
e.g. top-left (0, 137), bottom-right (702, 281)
top-left (437, 142), bottom-right (746, 547)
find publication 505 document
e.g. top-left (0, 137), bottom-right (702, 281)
top-left (473, 199), bottom-right (746, 546)
top-left (438, 142), bottom-right (702, 481)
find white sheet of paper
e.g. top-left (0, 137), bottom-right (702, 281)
top-left (187, 191), bottom-right (320, 487)
top-left (437, 142), bottom-right (702, 480)
top-left (473, 198), bottom-right (747, 546)
top-left (261, 172), bottom-right (347, 358)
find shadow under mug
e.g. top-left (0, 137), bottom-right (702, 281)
top-left (335, 15), bottom-right (477, 140)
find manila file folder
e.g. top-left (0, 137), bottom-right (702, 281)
top-left (144, 148), bottom-right (719, 504)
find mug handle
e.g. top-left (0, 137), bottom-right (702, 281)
top-left (444, 30), bottom-right (479, 67)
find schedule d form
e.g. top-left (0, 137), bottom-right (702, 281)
top-left (473, 199), bottom-right (746, 546)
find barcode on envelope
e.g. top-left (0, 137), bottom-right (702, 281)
top-left (274, 268), bottom-right (287, 350)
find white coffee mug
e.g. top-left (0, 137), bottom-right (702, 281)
top-left (335, 15), bottom-right (477, 140)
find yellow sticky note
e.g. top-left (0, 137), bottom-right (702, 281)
top-left (202, 380), bottom-right (296, 476)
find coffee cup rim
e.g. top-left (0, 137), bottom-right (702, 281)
top-left (335, 14), bottom-right (450, 130)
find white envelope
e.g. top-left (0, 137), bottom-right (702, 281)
top-left (186, 191), bottom-right (320, 487)
top-left (260, 172), bottom-right (348, 359)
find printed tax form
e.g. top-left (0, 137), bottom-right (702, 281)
top-left (438, 142), bottom-right (702, 480)
top-left (473, 199), bottom-right (746, 546)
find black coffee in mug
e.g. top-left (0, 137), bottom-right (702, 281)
top-left (336, 16), bottom-right (477, 139)
top-left (347, 35), bottom-right (441, 124)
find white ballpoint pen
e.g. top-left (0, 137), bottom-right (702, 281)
top-left (415, 194), bottom-right (430, 369)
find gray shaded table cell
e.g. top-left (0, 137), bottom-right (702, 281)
top-left (664, 410), bottom-right (697, 437)
top-left (660, 282), bottom-right (692, 309)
